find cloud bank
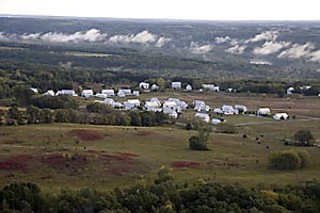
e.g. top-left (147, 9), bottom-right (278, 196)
top-left (0, 29), bottom-right (171, 48)
top-left (245, 30), bottom-right (278, 43)
top-left (253, 41), bottom-right (291, 55)
top-left (225, 44), bottom-right (246, 55)
top-left (189, 42), bottom-right (213, 54)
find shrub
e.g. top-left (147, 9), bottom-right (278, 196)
top-left (189, 135), bottom-right (208, 151)
top-left (269, 149), bottom-right (310, 170)
top-left (294, 129), bottom-right (315, 146)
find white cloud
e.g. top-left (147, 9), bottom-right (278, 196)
top-left (0, 32), bottom-right (10, 41)
top-left (20, 33), bottom-right (41, 41)
top-left (277, 42), bottom-right (315, 59)
top-left (245, 30), bottom-right (278, 43)
top-left (253, 41), bottom-right (291, 55)
top-left (309, 50), bottom-right (320, 62)
top-left (225, 44), bottom-right (246, 54)
top-left (131, 30), bottom-right (157, 43)
top-left (215, 36), bottom-right (239, 46)
top-left (189, 42), bottom-right (213, 54)
top-left (155, 36), bottom-right (171, 47)
top-left (215, 36), bottom-right (231, 44)
top-left (108, 30), bottom-right (158, 44)
top-left (18, 29), bottom-right (108, 43)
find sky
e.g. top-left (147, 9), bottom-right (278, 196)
top-left (0, 0), bottom-right (320, 21)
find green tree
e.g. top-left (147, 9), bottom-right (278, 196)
top-left (26, 106), bottom-right (41, 124)
top-left (130, 111), bottom-right (142, 126)
top-left (294, 129), bottom-right (315, 146)
top-left (269, 149), bottom-right (310, 170)
top-left (0, 182), bottom-right (44, 212)
top-left (189, 122), bottom-right (210, 151)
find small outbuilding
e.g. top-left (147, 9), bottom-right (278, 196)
top-left (195, 113), bottom-right (210, 123)
top-left (273, 113), bottom-right (289, 120)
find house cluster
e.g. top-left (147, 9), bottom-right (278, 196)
top-left (94, 97), bottom-right (189, 118)
top-left (41, 88), bottom-right (141, 98)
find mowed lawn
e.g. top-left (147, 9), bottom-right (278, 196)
top-left (1, 114), bottom-right (320, 191)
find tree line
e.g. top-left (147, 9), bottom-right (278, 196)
top-left (1, 177), bottom-right (320, 213)
top-left (0, 103), bottom-right (172, 127)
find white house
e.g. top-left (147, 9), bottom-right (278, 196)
top-left (81, 89), bottom-right (94, 98)
top-left (287, 87), bottom-right (295, 94)
top-left (113, 102), bottom-right (124, 109)
top-left (211, 118), bottom-right (222, 125)
top-left (124, 99), bottom-right (141, 110)
top-left (172, 82), bottom-right (182, 90)
top-left (151, 84), bottom-right (159, 91)
top-left (168, 98), bottom-right (188, 110)
top-left (95, 98), bottom-right (115, 107)
top-left (133, 91), bottom-right (140, 96)
top-left (186, 85), bottom-right (192, 91)
top-left (213, 108), bottom-right (224, 115)
top-left (101, 89), bottom-right (115, 97)
top-left (139, 82), bottom-right (150, 90)
top-left (30, 88), bottom-right (39, 93)
top-left (257, 108), bottom-right (271, 116)
top-left (163, 100), bottom-right (177, 109)
top-left (222, 105), bottom-right (237, 115)
top-left (195, 113), bottom-right (210, 123)
top-left (202, 84), bottom-right (220, 92)
top-left (273, 113), bottom-right (289, 120)
top-left (118, 89), bottom-right (132, 96)
top-left (226, 88), bottom-right (233, 93)
top-left (202, 84), bottom-right (214, 91)
top-left (117, 90), bottom-right (126, 97)
top-left (234, 105), bottom-right (247, 114)
top-left (56, 89), bottom-right (78, 96)
top-left (213, 86), bottom-right (220, 92)
top-left (43, 90), bottom-right (55, 96)
top-left (95, 93), bottom-right (108, 99)
top-left (145, 101), bottom-right (162, 112)
top-left (150, 98), bottom-right (161, 107)
top-left (193, 100), bottom-right (210, 112)
top-left (163, 107), bottom-right (178, 118)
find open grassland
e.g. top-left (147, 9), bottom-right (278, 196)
top-left (1, 92), bottom-right (320, 191)
top-left (0, 112), bottom-right (319, 191)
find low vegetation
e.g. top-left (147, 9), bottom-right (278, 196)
top-left (269, 149), bottom-right (310, 170)
top-left (1, 179), bottom-right (320, 213)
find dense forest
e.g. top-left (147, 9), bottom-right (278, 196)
top-left (1, 177), bottom-right (320, 213)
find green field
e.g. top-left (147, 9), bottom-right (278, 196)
top-left (1, 107), bottom-right (319, 191)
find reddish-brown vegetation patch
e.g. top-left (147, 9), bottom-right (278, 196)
top-left (0, 154), bottom-right (32, 171)
top-left (70, 129), bottom-right (104, 141)
top-left (171, 161), bottom-right (200, 168)
top-left (136, 130), bottom-right (154, 136)
top-left (101, 152), bottom-right (137, 162)
top-left (107, 165), bottom-right (131, 176)
top-left (40, 153), bottom-right (88, 170)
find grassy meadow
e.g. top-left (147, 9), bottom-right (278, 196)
top-left (0, 92), bottom-right (320, 191)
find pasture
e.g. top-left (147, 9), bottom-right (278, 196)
top-left (0, 92), bottom-right (320, 191)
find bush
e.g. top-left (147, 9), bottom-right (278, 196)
top-left (269, 149), bottom-right (310, 170)
top-left (294, 130), bottom-right (315, 146)
top-left (189, 135), bottom-right (209, 151)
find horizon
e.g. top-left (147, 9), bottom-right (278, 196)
top-left (1, 14), bottom-right (320, 23)
top-left (1, 0), bottom-right (320, 21)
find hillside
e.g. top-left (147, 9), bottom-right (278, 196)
top-left (1, 17), bottom-right (320, 80)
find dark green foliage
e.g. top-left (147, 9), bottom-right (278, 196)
top-left (130, 111), bottom-right (142, 126)
top-left (294, 129), bottom-right (315, 146)
top-left (31, 95), bottom-right (79, 109)
top-left (13, 85), bottom-right (35, 106)
top-left (269, 149), bottom-right (310, 170)
top-left (2, 180), bottom-right (320, 212)
top-left (0, 182), bottom-right (44, 212)
top-left (189, 135), bottom-right (209, 151)
top-left (86, 102), bottom-right (114, 114)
